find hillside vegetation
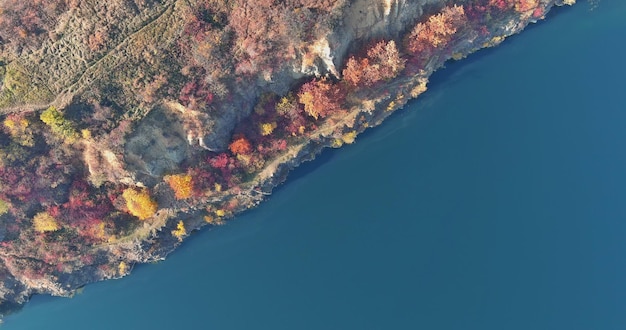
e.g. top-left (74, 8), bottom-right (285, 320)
top-left (0, 0), bottom-right (573, 317)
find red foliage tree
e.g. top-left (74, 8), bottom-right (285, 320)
top-left (208, 153), bottom-right (238, 188)
top-left (209, 153), bottom-right (230, 169)
top-left (62, 181), bottom-right (112, 232)
top-left (178, 78), bottom-right (215, 109)
top-left (187, 167), bottom-right (215, 194)
top-left (532, 7), bottom-right (544, 19)
top-left (488, 0), bottom-right (513, 11)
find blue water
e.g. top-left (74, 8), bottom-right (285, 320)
top-left (5, 1), bottom-right (626, 329)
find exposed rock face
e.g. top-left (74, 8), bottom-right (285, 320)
top-left (0, 0), bottom-right (574, 318)
top-left (332, 0), bottom-right (438, 60)
top-left (125, 109), bottom-right (191, 185)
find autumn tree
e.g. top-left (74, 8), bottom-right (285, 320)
top-left (259, 122), bottom-right (277, 136)
top-left (275, 93), bottom-right (307, 136)
top-left (40, 106), bottom-right (79, 142)
top-left (171, 220), bottom-right (187, 241)
top-left (204, 215), bottom-right (225, 226)
top-left (122, 188), bottom-right (158, 220)
top-left (0, 200), bottom-right (8, 215)
top-left (3, 114), bottom-right (35, 147)
top-left (228, 0), bottom-right (331, 76)
top-left (33, 212), bottom-right (60, 233)
top-left (342, 57), bottom-right (367, 87)
top-left (229, 135), bottom-right (252, 155)
top-left (297, 78), bottom-right (344, 120)
top-left (488, 0), bottom-right (514, 11)
top-left (405, 5), bottom-right (467, 55)
top-left (62, 180), bottom-right (113, 241)
top-left (118, 261), bottom-right (128, 275)
top-left (343, 40), bottom-right (406, 87)
top-left (515, 0), bottom-right (539, 13)
top-left (209, 153), bottom-right (230, 169)
top-left (275, 94), bottom-right (300, 117)
top-left (165, 174), bottom-right (194, 200)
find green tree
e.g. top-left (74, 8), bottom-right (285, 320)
top-left (40, 106), bottom-right (79, 142)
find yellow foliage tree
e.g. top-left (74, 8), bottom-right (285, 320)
top-left (33, 212), bottom-right (60, 233)
top-left (4, 116), bottom-right (34, 147)
top-left (0, 200), bottom-right (9, 215)
top-left (275, 94), bottom-right (298, 116)
top-left (164, 174), bottom-right (194, 200)
top-left (118, 261), bottom-right (128, 275)
top-left (259, 122), bottom-right (277, 136)
top-left (204, 215), bottom-right (225, 226)
top-left (122, 188), bottom-right (158, 220)
top-left (40, 106), bottom-right (79, 142)
top-left (171, 220), bottom-right (187, 241)
top-left (331, 139), bottom-right (343, 148)
top-left (341, 131), bottom-right (357, 144)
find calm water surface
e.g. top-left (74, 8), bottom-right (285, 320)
top-left (5, 1), bottom-right (626, 329)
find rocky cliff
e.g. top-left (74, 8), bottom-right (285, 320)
top-left (0, 0), bottom-right (575, 318)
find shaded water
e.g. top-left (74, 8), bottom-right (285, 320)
top-left (5, 1), bottom-right (626, 329)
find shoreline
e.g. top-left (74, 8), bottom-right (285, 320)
top-left (0, 0), bottom-right (573, 318)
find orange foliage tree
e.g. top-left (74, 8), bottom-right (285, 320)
top-left (342, 57), bottom-right (367, 87)
top-left (405, 5), bottom-right (467, 55)
top-left (297, 78), bottom-right (344, 120)
top-left (343, 40), bottom-right (406, 87)
top-left (164, 174), bottom-right (194, 200)
top-left (229, 135), bottom-right (252, 155)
